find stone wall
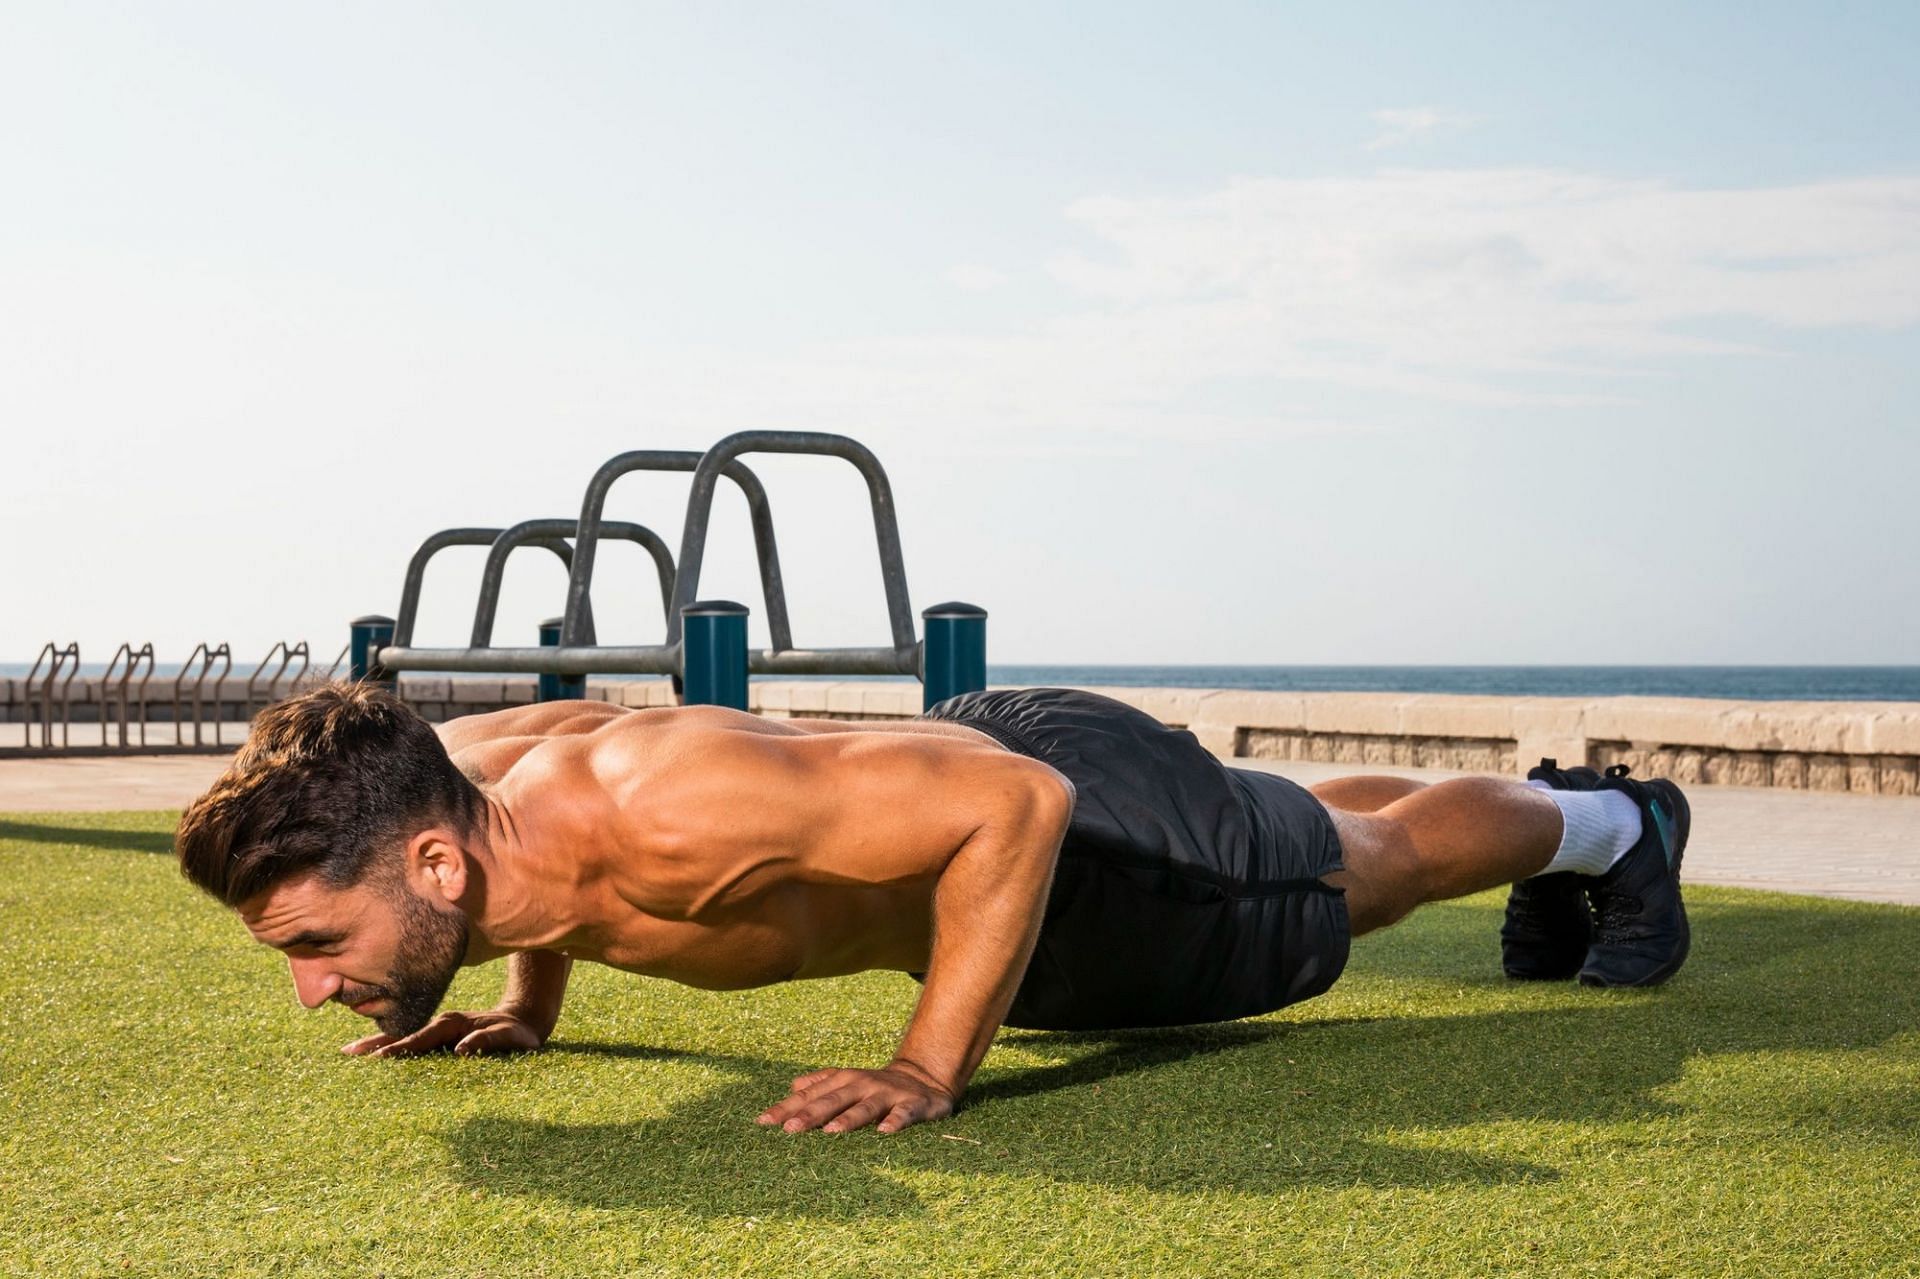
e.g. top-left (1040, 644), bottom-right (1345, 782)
top-left (6, 675), bottom-right (1920, 796)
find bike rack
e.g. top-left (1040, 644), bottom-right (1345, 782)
top-left (25, 642), bottom-right (79, 749)
top-left (172, 642), bottom-right (232, 748)
top-left (100, 642), bottom-right (156, 749)
top-left (245, 640), bottom-right (310, 719)
top-left (5, 637), bottom-right (334, 757)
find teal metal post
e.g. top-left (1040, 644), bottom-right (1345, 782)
top-left (537, 617), bottom-right (586, 702)
top-left (349, 615), bottom-right (396, 690)
top-left (921, 601), bottom-right (987, 711)
top-left (682, 601), bottom-right (749, 710)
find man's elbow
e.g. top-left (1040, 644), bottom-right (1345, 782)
top-left (1012, 759), bottom-right (1075, 843)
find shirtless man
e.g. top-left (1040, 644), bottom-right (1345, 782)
top-left (175, 682), bottom-right (1690, 1135)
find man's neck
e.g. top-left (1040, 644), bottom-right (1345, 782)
top-left (462, 792), bottom-right (587, 960)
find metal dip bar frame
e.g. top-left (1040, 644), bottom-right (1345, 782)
top-left (358, 431), bottom-right (988, 711)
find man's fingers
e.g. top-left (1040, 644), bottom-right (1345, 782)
top-left (341, 1033), bottom-right (395, 1056)
top-left (786, 1085), bottom-right (865, 1132)
top-left (370, 1013), bottom-right (471, 1058)
top-left (759, 1081), bottom-right (860, 1131)
top-left (821, 1098), bottom-right (890, 1134)
top-left (758, 1070), bottom-right (851, 1126)
top-left (757, 1067), bottom-right (954, 1133)
top-left (875, 1101), bottom-right (921, 1135)
top-left (452, 1022), bottom-right (539, 1056)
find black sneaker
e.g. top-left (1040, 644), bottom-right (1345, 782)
top-left (1500, 758), bottom-right (1603, 980)
top-left (1578, 769), bottom-right (1691, 988)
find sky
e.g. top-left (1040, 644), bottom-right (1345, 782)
top-left (4, 1), bottom-right (1918, 667)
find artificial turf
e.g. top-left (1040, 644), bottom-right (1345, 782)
top-left (2, 811), bottom-right (1917, 1278)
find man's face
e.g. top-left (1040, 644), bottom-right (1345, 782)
top-left (239, 870), bottom-right (469, 1038)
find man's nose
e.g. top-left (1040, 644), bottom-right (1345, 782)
top-left (287, 956), bottom-right (344, 1009)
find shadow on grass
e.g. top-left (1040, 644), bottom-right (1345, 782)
top-left (0, 818), bottom-right (174, 855)
top-left (445, 895), bottom-right (1920, 1220)
top-left (449, 1018), bottom-right (1543, 1220)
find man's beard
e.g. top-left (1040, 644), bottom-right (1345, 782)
top-left (370, 889), bottom-right (470, 1038)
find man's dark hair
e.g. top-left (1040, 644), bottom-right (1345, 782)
top-left (176, 681), bottom-right (484, 906)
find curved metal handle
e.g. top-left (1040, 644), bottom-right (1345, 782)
top-left (102, 642), bottom-right (135, 747)
top-left (469, 519), bottom-right (675, 648)
top-left (560, 451), bottom-right (791, 650)
top-left (246, 641), bottom-right (293, 704)
top-left (395, 528), bottom-right (567, 648)
top-left (664, 432), bottom-right (915, 653)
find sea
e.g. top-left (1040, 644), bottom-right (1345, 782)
top-left (7, 662), bottom-right (1920, 703)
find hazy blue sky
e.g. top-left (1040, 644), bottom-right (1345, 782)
top-left (5, 2), bottom-right (1917, 666)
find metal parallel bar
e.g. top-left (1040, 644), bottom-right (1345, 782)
top-left (322, 642), bottom-right (350, 681)
top-left (392, 528), bottom-right (511, 649)
top-left (590, 521), bottom-right (678, 628)
top-left (468, 518), bottom-right (677, 648)
top-left (560, 452), bottom-right (792, 651)
top-left (664, 432), bottom-right (915, 654)
top-left (470, 526), bottom-right (576, 647)
top-left (375, 642), bottom-right (917, 678)
top-left (380, 644), bottom-right (679, 676)
top-left (747, 646), bottom-right (919, 676)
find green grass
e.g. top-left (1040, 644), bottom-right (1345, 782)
top-left (3, 811), bottom-right (1918, 1278)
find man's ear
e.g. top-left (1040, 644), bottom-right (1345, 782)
top-left (405, 828), bottom-right (471, 904)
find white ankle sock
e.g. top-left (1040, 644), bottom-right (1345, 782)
top-left (1525, 781), bottom-right (1643, 876)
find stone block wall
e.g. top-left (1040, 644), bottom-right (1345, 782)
top-left (6, 675), bottom-right (1920, 796)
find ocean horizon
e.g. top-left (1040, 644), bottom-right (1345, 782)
top-left (7, 662), bottom-right (1920, 703)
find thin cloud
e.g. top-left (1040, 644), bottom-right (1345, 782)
top-left (946, 263), bottom-right (1010, 292)
top-left (1366, 106), bottom-right (1476, 151)
top-left (604, 169), bottom-right (1920, 450)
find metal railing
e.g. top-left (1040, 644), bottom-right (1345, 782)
top-left (3, 637), bottom-right (343, 757)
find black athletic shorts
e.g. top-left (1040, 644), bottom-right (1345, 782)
top-left (920, 687), bottom-right (1350, 1031)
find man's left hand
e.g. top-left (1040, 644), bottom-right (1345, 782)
top-left (756, 1062), bottom-right (956, 1134)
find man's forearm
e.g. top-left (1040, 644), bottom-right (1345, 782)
top-left (891, 777), bottom-right (1071, 1098)
top-left (499, 949), bottom-right (572, 1039)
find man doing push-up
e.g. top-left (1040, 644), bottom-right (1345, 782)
top-left (175, 683), bottom-right (1690, 1135)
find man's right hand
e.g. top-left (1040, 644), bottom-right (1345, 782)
top-left (343, 1008), bottom-right (546, 1058)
